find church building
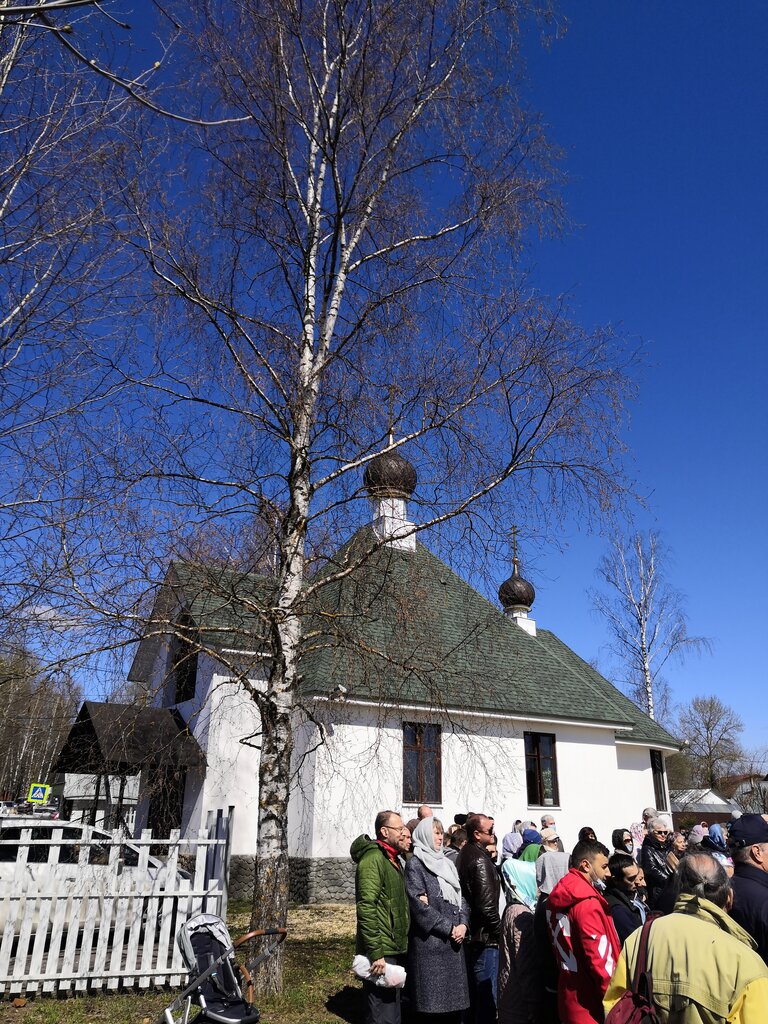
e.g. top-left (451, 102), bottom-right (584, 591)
top-left (67, 448), bottom-right (680, 900)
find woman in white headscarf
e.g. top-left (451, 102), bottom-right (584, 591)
top-left (404, 817), bottom-right (470, 1022)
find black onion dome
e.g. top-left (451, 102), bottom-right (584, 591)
top-left (363, 449), bottom-right (417, 498)
top-left (498, 562), bottom-right (535, 610)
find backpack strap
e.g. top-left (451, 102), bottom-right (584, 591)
top-left (631, 917), bottom-right (654, 1000)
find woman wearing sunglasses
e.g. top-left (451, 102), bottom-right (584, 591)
top-left (639, 817), bottom-right (674, 910)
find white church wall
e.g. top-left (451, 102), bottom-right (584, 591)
top-left (134, 634), bottom-right (199, 837)
top-left (144, 646), bottom-right (319, 858)
top-left (173, 651), bottom-right (219, 750)
top-left (148, 654), bottom-right (266, 856)
top-left (286, 716), bottom-right (319, 858)
top-left (546, 726), bottom-right (646, 845)
top-left (136, 633), bottom-right (665, 864)
top-left (615, 741), bottom-right (670, 819)
top-left (304, 702), bottom-right (663, 857)
top-left (179, 766), bottom-right (206, 838)
top-left (144, 633), bottom-right (171, 707)
top-left (304, 702), bottom-right (403, 857)
top-left (199, 669), bottom-right (264, 856)
top-left (443, 718), bottom-right (659, 851)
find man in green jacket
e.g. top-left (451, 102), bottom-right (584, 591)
top-left (351, 810), bottom-right (411, 1024)
top-left (604, 852), bottom-right (768, 1023)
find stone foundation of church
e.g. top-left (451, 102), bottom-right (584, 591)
top-left (227, 855), bottom-right (355, 904)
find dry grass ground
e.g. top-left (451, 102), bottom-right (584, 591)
top-left (0, 905), bottom-right (360, 1024)
top-left (228, 902), bottom-right (356, 941)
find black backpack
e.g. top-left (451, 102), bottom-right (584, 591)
top-left (604, 918), bottom-right (659, 1024)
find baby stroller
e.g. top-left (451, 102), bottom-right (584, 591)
top-left (160, 913), bottom-right (287, 1024)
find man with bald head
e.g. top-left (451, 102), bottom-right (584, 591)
top-left (351, 810), bottom-right (411, 1024)
top-left (605, 852), bottom-right (768, 1022)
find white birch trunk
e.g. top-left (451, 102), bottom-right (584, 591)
top-left (250, 434), bottom-right (312, 993)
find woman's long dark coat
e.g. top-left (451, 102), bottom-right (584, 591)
top-left (403, 855), bottom-right (471, 1015)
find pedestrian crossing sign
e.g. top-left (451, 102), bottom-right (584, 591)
top-left (27, 783), bottom-right (50, 804)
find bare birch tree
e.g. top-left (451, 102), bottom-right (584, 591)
top-left (591, 530), bottom-right (710, 721)
top-left (3, 0), bottom-right (643, 994)
top-left (102, 0), bottom-right (642, 991)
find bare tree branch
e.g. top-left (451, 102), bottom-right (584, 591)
top-left (591, 531), bottom-right (711, 721)
top-left (675, 696), bottom-right (744, 790)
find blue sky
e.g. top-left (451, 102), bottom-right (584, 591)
top-left (59, 2), bottom-right (766, 752)
top-left (512, 3), bottom-right (768, 749)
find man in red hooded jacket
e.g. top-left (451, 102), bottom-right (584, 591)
top-left (547, 839), bottom-right (621, 1024)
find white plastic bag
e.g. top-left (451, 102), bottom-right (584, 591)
top-left (352, 954), bottom-right (407, 988)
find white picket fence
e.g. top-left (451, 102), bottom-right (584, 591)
top-left (0, 810), bottom-right (232, 997)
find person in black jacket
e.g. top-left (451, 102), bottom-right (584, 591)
top-left (729, 814), bottom-right (768, 963)
top-left (639, 816), bottom-right (673, 909)
top-left (605, 852), bottom-right (646, 945)
top-left (457, 812), bottom-right (500, 1024)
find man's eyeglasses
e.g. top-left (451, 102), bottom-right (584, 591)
top-left (476, 829), bottom-right (494, 836)
top-left (653, 829), bottom-right (669, 836)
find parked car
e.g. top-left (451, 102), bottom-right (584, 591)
top-left (11, 798), bottom-right (60, 819)
top-left (0, 816), bottom-right (190, 933)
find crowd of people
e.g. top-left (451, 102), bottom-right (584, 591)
top-left (351, 803), bottom-right (768, 1024)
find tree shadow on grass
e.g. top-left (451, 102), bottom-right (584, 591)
top-left (325, 984), bottom-right (364, 1023)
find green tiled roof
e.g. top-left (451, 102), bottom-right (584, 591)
top-left (167, 560), bottom-right (274, 650)
top-left (530, 631), bottom-right (679, 748)
top-left (143, 532), bottom-right (678, 748)
top-left (127, 560), bottom-right (275, 681)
